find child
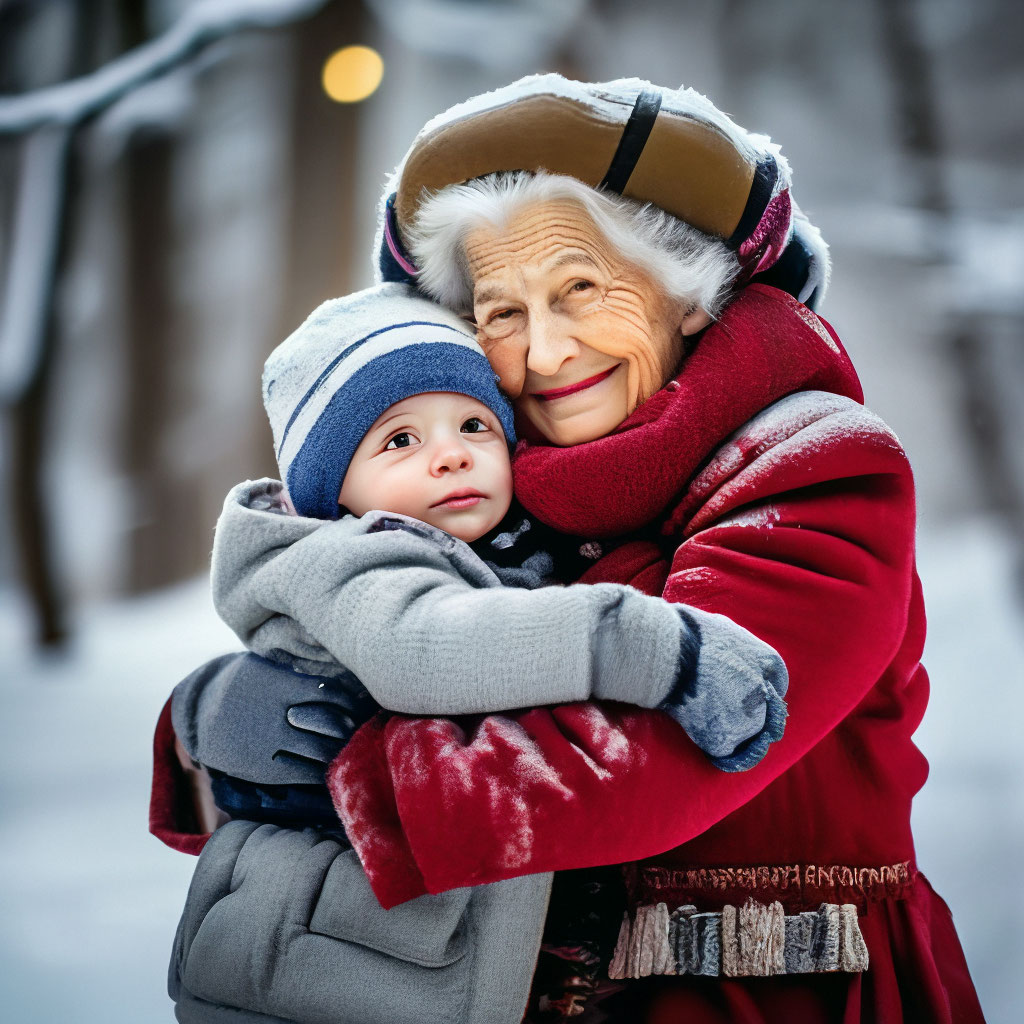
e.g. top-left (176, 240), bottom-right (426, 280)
top-left (178, 282), bottom-right (787, 833)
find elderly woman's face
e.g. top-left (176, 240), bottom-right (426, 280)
top-left (464, 200), bottom-right (708, 446)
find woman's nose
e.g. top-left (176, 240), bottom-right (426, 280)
top-left (525, 310), bottom-right (579, 377)
top-left (430, 437), bottom-right (473, 475)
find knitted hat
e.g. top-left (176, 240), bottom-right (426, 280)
top-left (263, 283), bottom-right (516, 520)
top-left (376, 74), bottom-right (829, 308)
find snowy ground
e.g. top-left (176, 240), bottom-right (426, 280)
top-left (0, 517), bottom-right (1020, 1022)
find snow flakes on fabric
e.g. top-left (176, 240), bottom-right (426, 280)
top-left (398, 719), bottom-right (477, 799)
top-left (791, 303), bottom-right (840, 353)
top-left (476, 716), bottom-right (575, 799)
top-left (571, 704), bottom-right (641, 769)
top-left (670, 566), bottom-right (718, 587)
top-left (682, 392), bottom-right (904, 537)
top-left (717, 505), bottom-right (783, 531)
top-left (491, 790), bottom-right (536, 870)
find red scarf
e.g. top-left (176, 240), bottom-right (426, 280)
top-left (512, 285), bottom-right (863, 538)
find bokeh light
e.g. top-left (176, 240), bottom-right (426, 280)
top-left (322, 45), bottom-right (384, 103)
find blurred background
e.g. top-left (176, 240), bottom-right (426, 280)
top-left (0, 0), bottom-right (1021, 1019)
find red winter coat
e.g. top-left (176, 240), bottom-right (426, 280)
top-left (326, 286), bottom-right (985, 1023)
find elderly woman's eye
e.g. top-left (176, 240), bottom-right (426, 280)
top-left (489, 309), bottom-right (516, 323)
top-left (570, 280), bottom-right (594, 293)
top-left (461, 417), bottom-right (487, 433)
top-left (384, 432), bottom-right (414, 450)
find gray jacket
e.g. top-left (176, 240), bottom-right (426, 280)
top-left (169, 479), bottom-right (788, 1023)
top-left (170, 821), bottom-right (552, 1024)
top-left (210, 479), bottom-right (787, 760)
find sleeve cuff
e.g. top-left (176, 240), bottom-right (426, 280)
top-left (150, 696), bottom-right (212, 856)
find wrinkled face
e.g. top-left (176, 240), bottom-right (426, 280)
top-left (338, 392), bottom-right (513, 543)
top-left (465, 200), bottom-right (710, 446)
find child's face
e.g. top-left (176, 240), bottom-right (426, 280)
top-left (338, 392), bottom-right (513, 543)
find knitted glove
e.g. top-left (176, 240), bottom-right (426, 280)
top-left (172, 652), bottom-right (378, 786)
top-left (657, 607), bottom-right (788, 772)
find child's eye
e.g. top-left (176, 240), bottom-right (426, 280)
top-left (384, 432), bottom-right (414, 450)
top-left (461, 417), bottom-right (487, 434)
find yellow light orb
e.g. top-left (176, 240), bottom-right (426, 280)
top-left (322, 45), bottom-right (384, 103)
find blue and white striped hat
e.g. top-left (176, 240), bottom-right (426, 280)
top-left (263, 283), bottom-right (516, 520)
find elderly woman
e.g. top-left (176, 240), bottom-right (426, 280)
top-left (330, 76), bottom-right (985, 1022)
top-left (154, 77), bottom-right (984, 1024)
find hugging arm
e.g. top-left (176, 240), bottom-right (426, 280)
top-left (328, 404), bottom-right (918, 906)
top-left (213, 510), bottom-right (785, 763)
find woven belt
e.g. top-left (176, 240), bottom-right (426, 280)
top-left (608, 899), bottom-right (870, 979)
top-left (635, 859), bottom-right (916, 913)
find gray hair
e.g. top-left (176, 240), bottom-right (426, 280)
top-left (405, 170), bottom-right (740, 318)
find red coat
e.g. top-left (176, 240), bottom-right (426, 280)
top-left (326, 286), bottom-right (984, 1022)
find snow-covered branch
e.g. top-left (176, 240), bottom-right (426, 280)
top-left (0, 0), bottom-right (328, 135)
top-left (0, 127), bottom-right (70, 403)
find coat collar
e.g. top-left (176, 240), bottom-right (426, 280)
top-left (511, 286), bottom-right (864, 538)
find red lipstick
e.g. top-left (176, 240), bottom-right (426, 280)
top-left (532, 365), bottom-right (618, 401)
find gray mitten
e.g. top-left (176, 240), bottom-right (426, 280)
top-left (658, 607), bottom-right (789, 772)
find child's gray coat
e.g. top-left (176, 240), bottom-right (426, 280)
top-left (168, 477), bottom-right (788, 1022)
top-left (170, 820), bottom-right (552, 1023)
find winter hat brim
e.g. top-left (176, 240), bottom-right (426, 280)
top-left (395, 80), bottom-right (758, 241)
top-left (378, 74), bottom-right (829, 307)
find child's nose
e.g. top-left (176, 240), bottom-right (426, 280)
top-left (431, 440), bottom-right (473, 474)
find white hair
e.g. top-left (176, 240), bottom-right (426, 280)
top-left (405, 170), bottom-right (741, 318)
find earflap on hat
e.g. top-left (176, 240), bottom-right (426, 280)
top-left (375, 74), bottom-right (829, 306)
top-left (378, 193), bottom-right (418, 287)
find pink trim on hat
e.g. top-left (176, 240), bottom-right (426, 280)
top-left (738, 188), bottom-right (792, 278)
top-left (385, 206), bottom-right (419, 277)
